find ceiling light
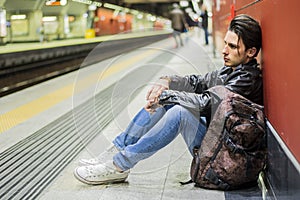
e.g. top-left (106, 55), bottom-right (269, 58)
top-left (42, 16), bottom-right (58, 22)
top-left (11, 15), bottom-right (26, 20)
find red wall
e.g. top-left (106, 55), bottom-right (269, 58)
top-left (212, 0), bottom-right (300, 162)
top-left (94, 8), bottom-right (133, 36)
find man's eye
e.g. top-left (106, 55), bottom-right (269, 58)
top-left (229, 44), bottom-right (237, 49)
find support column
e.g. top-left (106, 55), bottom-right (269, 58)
top-left (0, 7), bottom-right (6, 44)
top-left (69, 15), bottom-right (86, 38)
top-left (57, 15), bottom-right (67, 39)
top-left (0, 0), bottom-right (6, 7)
top-left (28, 10), bottom-right (43, 41)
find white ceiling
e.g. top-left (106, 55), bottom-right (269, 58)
top-left (2, 0), bottom-right (183, 17)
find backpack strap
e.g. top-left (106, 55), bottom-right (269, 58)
top-left (203, 168), bottom-right (231, 190)
top-left (207, 85), bottom-right (228, 101)
top-left (199, 134), bottom-right (231, 190)
top-left (179, 179), bottom-right (193, 185)
top-left (223, 134), bottom-right (245, 154)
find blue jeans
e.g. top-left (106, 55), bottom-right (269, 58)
top-left (112, 105), bottom-right (207, 171)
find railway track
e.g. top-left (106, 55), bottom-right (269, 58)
top-left (0, 33), bottom-right (170, 97)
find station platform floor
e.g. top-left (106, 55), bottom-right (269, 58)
top-left (0, 30), bottom-right (263, 200)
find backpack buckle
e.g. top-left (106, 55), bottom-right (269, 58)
top-left (224, 135), bottom-right (243, 154)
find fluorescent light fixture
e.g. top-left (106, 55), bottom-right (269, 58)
top-left (150, 16), bottom-right (156, 22)
top-left (42, 16), bottom-right (58, 22)
top-left (180, 1), bottom-right (189, 7)
top-left (11, 14), bottom-right (26, 20)
top-left (130, 9), bottom-right (139, 15)
top-left (61, 0), bottom-right (67, 6)
top-left (88, 4), bottom-right (97, 11)
top-left (104, 3), bottom-right (123, 11)
top-left (136, 13), bottom-right (143, 19)
top-left (72, 0), bottom-right (101, 7)
top-left (113, 10), bottom-right (119, 18)
top-left (82, 13), bottom-right (88, 18)
top-left (146, 14), bottom-right (156, 22)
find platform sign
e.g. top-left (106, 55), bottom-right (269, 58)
top-left (0, 8), bottom-right (6, 37)
top-left (45, 0), bottom-right (67, 6)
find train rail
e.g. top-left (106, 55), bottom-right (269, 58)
top-left (0, 33), bottom-right (171, 97)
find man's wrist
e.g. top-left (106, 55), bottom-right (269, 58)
top-left (159, 76), bottom-right (171, 83)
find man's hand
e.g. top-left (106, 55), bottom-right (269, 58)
top-left (146, 78), bottom-right (169, 102)
top-left (144, 100), bottom-right (160, 113)
top-left (145, 78), bottom-right (169, 113)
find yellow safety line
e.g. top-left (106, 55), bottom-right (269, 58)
top-left (0, 49), bottom-right (157, 134)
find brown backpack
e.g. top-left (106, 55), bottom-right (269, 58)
top-left (189, 86), bottom-right (266, 190)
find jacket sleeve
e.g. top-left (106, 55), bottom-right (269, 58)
top-left (158, 89), bottom-right (213, 116)
top-left (162, 70), bottom-right (220, 94)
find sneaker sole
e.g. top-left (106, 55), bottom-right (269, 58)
top-left (73, 168), bottom-right (128, 185)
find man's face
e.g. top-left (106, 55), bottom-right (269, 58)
top-left (222, 30), bottom-right (251, 68)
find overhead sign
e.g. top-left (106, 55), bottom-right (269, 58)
top-left (45, 0), bottom-right (68, 6)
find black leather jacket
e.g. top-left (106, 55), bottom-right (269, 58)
top-left (158, 59), bottom-right (263, 117)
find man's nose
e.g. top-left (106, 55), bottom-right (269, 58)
top-left (222, 45), bottom-right (228, 54)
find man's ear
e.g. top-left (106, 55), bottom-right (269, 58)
top-left (247, 47), bottom-right (257, 58)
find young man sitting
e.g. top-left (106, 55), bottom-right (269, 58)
top-left (74, 14), bottom-right (263, 185)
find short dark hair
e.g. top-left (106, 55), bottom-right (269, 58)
top-left (229, 14), bottom-right (262, 57)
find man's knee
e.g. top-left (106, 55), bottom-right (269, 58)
top-left (166, 105), bottom-right (182, 114)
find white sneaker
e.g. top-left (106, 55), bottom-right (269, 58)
top-left (74, 161), bottom-right (129, 185)
top-left (79, 145), bottom-right (119, 166)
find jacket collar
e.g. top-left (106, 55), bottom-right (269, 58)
top-left (234, 59), bottom-right (258, 71)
